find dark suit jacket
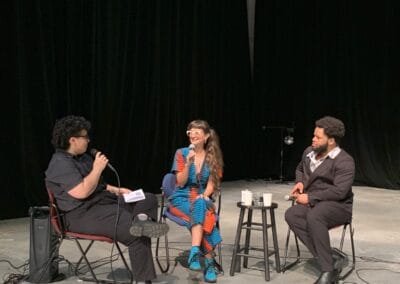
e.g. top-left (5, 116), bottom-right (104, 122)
top-left (295, 146), bottom-right (355, 208)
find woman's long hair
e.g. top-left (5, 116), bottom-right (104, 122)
top-left (187, 120), bottom-right (224, 188)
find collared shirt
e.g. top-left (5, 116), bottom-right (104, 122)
top-left (307, 147), bottom-right (341, 172)
top-left (45, 149), bottom-right (107, 211)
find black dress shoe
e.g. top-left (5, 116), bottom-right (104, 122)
top-left (314, 271), bottom-right (338, 284)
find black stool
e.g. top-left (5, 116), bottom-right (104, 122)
top-left (230, 202), bottom-right (281, 281)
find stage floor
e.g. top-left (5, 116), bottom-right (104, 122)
top-left (1, 180), bottom-right (399, 283)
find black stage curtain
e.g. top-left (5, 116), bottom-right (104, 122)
top-left (2, 1), bottom-right (399, 220)
top-left (254, 1), bottom-right (400, 190)
top-left (2, 0), bottom-right (252, 219)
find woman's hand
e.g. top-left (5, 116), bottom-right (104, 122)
top-left (186, 149), bottom-right (195, 166)
top-left (196, 194), bottom-right (210, 201)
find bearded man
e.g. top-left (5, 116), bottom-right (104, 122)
top-left (285, 116), bottom-right (355, 284)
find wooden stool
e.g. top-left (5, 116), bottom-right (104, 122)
top-left (230, 202), bottom-right (281, 281)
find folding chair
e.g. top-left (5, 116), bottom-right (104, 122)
top-left (155, 173), bottom-right (223, 274)
top-left (46, 188), bottom-right (133, 283)
top-left (282, 200), bottom-right (356, 281)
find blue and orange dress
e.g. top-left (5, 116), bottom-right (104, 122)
top-left (169, 147), bottom-right (222, 255)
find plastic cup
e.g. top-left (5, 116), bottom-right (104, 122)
top-left (263, 193), bottom-right (272, 207)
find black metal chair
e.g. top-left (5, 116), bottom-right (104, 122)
top-left (155, 173), bottom-right (223, 274)
top-left (282, 201), bottom-right (356, 281)
top-left (47, 188), bottom-right (133, 283)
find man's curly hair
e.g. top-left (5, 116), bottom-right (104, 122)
top-left (51, 115), bottom-right (91, 150)
top-left (315, 116), bottom-right (345, 145)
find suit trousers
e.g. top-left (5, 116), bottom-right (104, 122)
top-left (285, 201), bottom-right (352, 271)
top-left (64, 191), bottom-right (158, 281)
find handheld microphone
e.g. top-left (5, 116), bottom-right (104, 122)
top-left (90, 148), bottom-right (116, 172)
top-left (189, 144), bottom-right (195, 150)
top-left (284, 194), bottom-right (297, 201)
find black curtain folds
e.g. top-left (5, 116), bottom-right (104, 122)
top-left (3, 0), bottom-right (253, 219)
top-left (2, 1), bottom-right (399, 220)
top-left (254, 1), bottom-right (400, 189)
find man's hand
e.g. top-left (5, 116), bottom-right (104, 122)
top-left (290, 182), bottom-right (304, 198)
top-left (296, 193), bottom-right (309, 205)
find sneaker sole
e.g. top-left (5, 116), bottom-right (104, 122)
top-left (129, 224), bottom-right (144, 237)
top-left (142, 223), bottom-right (169, 238)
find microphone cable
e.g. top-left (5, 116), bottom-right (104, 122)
top-left (108, 165), bottom-right (121, 283)
top-left (91, 148), bottom-right (122, 283)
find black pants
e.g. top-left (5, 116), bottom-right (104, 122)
top-left (64, 191), bottom-right (158, 281)
top-left (285, 201), bottom-right (352, 272)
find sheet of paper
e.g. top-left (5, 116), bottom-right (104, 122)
top-left (123, 189), bottom-right (146, 203)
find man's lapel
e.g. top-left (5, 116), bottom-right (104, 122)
top-left (305, 157), bottom-right (333, 190)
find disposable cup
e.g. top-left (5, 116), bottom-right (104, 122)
top-left (263, 193), bottom-right (272, 207)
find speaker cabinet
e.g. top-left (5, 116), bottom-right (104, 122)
top-left (28, 207), bottom-right (59, 283)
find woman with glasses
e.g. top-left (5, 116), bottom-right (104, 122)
top-left (169, 119), bottom-right (224, 283)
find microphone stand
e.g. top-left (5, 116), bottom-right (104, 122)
top-left (278, 127), bottom-right (284, 183)
top-left (263, 126), bottom-right (290, 184)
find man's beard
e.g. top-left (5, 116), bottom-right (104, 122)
top-left (312, 142), bottom-right (328, 155)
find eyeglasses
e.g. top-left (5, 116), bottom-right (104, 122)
top-left (186, 130), bottom-right (202, 136)
top-left (75, 134), bottom-right (90, 140)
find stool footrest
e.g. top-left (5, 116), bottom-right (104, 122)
top-left (236, 253), bottom-right (266, 260)
top-left (241, 225), bottom-right (272, 231)
top-left (243, 221), bottom-right (271, 227)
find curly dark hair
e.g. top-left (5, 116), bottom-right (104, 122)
top-left (51, 115), bottom-right (91, 150)
top-left (315, 116), bottom-right (345, 145)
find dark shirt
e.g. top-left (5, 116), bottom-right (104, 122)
top-left (45, 149), bottom-right (106, 211)
top-left (295, 146), bottom-right (355, 207)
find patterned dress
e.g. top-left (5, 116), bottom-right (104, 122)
top-left (169, 147), bottom-right (222, 254)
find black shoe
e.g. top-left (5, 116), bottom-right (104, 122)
top-left (314, 271), bottom-right (338, 284)
top-left (136, 281), bottom-right (152, 284)
top-left (130, 219), bottom-right (169, 238)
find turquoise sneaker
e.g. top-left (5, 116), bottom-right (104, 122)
top-left (188, 246), bottom-right (202, 271)
top-left (204, 258), bottom-right (217, 283)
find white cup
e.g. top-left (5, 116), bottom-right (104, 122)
top-left (263, 193), bottom-right (272, 207)
top-left (241, 190), bottom-right (253, 206)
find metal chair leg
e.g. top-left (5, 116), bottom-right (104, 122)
top-left (155, 217), bottom-right (170, 273)
top-left (73, 240), bottom-right (133, 283)
top-left (281, 226), bottom-right (300, 273)
top-left (338, 223), bottom-right (356, 280)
